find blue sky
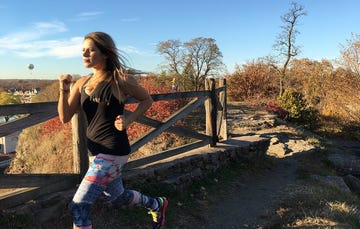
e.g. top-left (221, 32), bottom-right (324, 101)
top-left (0, 0), bottom-right (359, 79)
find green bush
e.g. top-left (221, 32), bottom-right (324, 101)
top-left (279, 88), bottom-right (319, 128)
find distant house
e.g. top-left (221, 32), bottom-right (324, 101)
top-left (12, 88), bottom-right (38, 103)
top-left (0, 131), bottom-right (20, 154)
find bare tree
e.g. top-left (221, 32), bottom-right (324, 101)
top-left (157, 39), bottom-right (183, 75)
top-left (339, 33), bottom-right (360, 88)
top-left (184, 37), bottom-right (224, 90)
top-left (271, 1), bottom-right (306, 96)
top-left (157, 37), bottom-right (224, 91)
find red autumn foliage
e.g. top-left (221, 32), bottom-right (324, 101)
top-left (126, 75), bottom-right (184, 142)
top-left (266, 102), bottom-right (289, 120)
top-left (40, 76), bottom-right (183, 143)
top-left (41, 117), bottom-right (72, 140)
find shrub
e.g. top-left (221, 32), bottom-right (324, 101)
top-left (279, 89), bottom-right (306, 119)
top-left (279, 88), bottom-right (319, 128)
top-left (226, 61), bottom-right (278, 102)
top-left (266, 102), bottom-right (289, 120)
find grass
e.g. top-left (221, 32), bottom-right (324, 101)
top-left (261, 145), bottom-right (360, 229)
top-left (0, 214), bottom-right (34, 229)
top-left (264, 180), bottom-right (360, 228)
top-left (0, 156), bottom-right (271, 229)
top-left (6, 126), bottom-right (73, 174)
top-left (314, 115), bottom-right (360, 142)
top-left (5, 143), bottom-right (359, 228)
top-left (90, 158), bottom-right (271, 229)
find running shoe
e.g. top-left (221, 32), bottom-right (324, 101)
top-left (148, 197), bottom-right (168, 229)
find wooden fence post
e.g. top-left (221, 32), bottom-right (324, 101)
top-left (205, 78), bottom-right (218, 147)
top-left (205, 79), bottom-right (211, 145)
top-left (71, 109), bottom-right (88, 178)
top-left (219, 78), bottom-right (228, 140)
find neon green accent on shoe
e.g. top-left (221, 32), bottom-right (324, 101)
top-left (148, 197), bottom-right (168, 229)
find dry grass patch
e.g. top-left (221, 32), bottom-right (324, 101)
top-left (264, 181), bottom-right (360, 228)
top-left (291, 216), bottom-right (337, 227)
top-left (262, 146), bottom-right (360, 229)
top-left (6, 125), bottom-right (73, 174)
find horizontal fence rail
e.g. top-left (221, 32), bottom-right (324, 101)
top-left (0, 78), bottom-right (227, 210)
top-left (0, 102), bottom-right (58, 137)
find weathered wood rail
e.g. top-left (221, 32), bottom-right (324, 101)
top-left (0, 78), bottom-right (227, 210)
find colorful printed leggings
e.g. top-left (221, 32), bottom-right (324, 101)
top-left (70, 153), bottom-right (157, 228)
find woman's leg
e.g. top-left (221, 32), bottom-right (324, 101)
top-left (105, 168), bottom-right (168, 229)
top-left (70, 154), bottom-right (125, 228)
top-left (109, 187), bottom-right (168, 229)
top-left (70, 175), bottom-right (105, 228)
top-left (110, 187), bottom-right (159, 210)
top-left (103, 158), bottom-right (158, 210)
top-left (70, 153), bottom-right (168, 228)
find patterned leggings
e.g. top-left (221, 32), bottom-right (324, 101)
top-left (70, 153), bottom-right (158, 228)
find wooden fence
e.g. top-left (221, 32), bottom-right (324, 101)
top-left (0, 78), bottom-right (227, 209)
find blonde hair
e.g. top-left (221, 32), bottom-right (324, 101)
top-left (84, 32), bottom-right (130, 103)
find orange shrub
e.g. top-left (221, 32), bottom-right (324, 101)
top-left (227, 61), bottom-right (278, 102)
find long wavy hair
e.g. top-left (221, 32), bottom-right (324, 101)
top-left (84, 31), bottom-right (133, 103)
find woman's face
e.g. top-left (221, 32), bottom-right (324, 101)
top-left (82, 38), bottom-right (107, 70)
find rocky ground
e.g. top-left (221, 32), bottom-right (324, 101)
top-left (189, 102), bottom-right (360, 228)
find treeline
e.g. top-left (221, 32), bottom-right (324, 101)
top-left (0, 79), bottom-right (56, 92)
top-left (226, 57), bottom-right (360, 139)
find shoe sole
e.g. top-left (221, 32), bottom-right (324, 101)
top-left (158, 197), bottom-right (168, 229)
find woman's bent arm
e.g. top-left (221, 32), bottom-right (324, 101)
top-left (123, 75), bottom-right (153, 127)
top-left (57, 75), bottom-right (85, 123)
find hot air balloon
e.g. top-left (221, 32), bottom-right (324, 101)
top-left (28, 64), bottom-right (34, 70)
top-left (27, 64), bottom-right (34, 77)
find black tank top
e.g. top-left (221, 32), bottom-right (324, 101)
top-left (80, 79), bottom-right (131, 156)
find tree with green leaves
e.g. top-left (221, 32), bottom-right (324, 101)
top-left (0, 91), bottom-right (21, 122)
top-left (157, 37), bottom-right (224, 91)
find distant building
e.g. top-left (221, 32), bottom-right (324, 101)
top-left (12, 88), bottom-right (38, 103)
top-left (0, 131), bottom-right (20, 154)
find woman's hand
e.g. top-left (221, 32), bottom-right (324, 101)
top-left (59, 74), bottom-right (72, 91)
top-left (114, 115), bottom-right (126, 131)
top-left (57, 74), bottom-right (84, 123)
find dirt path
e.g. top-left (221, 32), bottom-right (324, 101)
top-left (196, 157), bottom-right (298, 228)
top-left (189, 103), bottom-right (312, 228)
